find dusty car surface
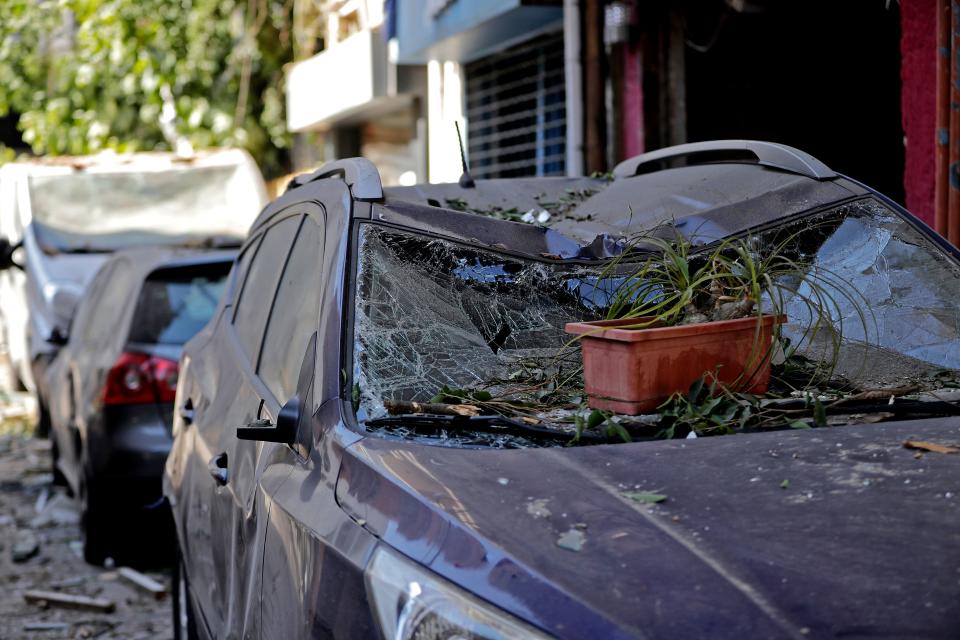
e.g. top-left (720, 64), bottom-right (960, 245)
top-left (0, 149), bottom-right (266, 432)
top-left (47, 246), bottom-right (235, 564)
top-left (166, 142), bottom-right (960, 639)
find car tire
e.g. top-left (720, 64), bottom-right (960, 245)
top-left (79, 469), bottom-right (110, 566)
top-left (172, 538), bottom-right (200, 640)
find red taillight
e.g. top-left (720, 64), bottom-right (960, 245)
top-left (103, 352), bottom-right (179, 406)
top-left (151, 357), bottom-right (179, 403)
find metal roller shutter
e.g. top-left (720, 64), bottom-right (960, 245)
top-left (466, 32), bottom-right (567, 179)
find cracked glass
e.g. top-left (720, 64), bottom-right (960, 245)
top-left (353, 198), bottom-right (960, 439)
top-left (779, 200), bottom-right (960, 386)
top-left (352, 225), bottom-right (606, 423)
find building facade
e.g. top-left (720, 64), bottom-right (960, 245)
top-left (285, 0), bottom-right (940, 238)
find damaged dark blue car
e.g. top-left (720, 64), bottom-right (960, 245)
top-left (165, 141), bottom-right (960, 639)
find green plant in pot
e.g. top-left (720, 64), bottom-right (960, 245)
top-left (565, 233), bottom-right (856, 415)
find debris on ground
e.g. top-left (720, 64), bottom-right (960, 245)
top-left (12, 529), bottom-right (39, 563)
top-left (31, 492), bottom-right (81, 528)
top-left (23, 590), bottom-right (116, 614)
top-left (0, 421), bottom-right (172, 639)
top-left (117, 567), bottom-right (167, 600)
top-left (23, 621), bottom-right (70, 632)
top-left (903, 440), bottom-right (960, 455)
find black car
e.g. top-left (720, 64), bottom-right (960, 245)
top-left (46, 247), bottom-right (235, 564)
top-left (166, 142), bottom-right (960, 639)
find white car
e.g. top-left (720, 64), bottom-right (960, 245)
top-left (0, 148), bottom-right (267, 430)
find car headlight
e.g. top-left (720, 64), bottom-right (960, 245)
top-left (365, 546), bottom-right (552, 640)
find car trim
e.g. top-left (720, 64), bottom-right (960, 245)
top-left (613, 139), bottom-right (837, 180)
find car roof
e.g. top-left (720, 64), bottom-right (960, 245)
top-left (96, 246), bottom-right (238, 285)
top-left (266, 141), bottom-right (874, 260)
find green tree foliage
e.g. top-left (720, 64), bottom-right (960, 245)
top-left (0, 0), bottom-right (293, 176)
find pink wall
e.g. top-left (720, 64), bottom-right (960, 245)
top-left (901, 0), bottom-right (937, 225)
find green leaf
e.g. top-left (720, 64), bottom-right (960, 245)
top-left (687, 377), bottom-right (704, 404)
top-left (471, 390), bottom-right (492, 402)
top-left (605, 420), bottom-right (632, 443)
top-left (624, 492), bottom-right (668, 504)
top-left (813, 399), bottom-right (827, 427)
top-left (788, 420), bottom-right (811, 430)
top-left (587, 409), bottom-right (606, 429)
top-left (780, 479), bottom-right (790, 489)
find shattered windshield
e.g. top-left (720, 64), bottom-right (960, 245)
top-left (352, 199), bottom-right (960, 445)
top-left (28, 164), bottom-right (262, 252)
top-left (353, 227), bottom-right (601, 419)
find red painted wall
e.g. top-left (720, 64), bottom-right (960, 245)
top-left (901, 0), bottom-right (937, 225)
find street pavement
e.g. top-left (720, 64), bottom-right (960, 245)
top-left (0, 392), bottom-right (171, 639)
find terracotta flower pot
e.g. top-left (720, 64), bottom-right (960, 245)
top-left (565, 315), bottom-right (785, 415)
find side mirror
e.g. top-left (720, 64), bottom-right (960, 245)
top-left (46, 327), bottom-right (68, 346)
top-left (237, 397), bottom-right (300, 444)
top-left (0, 236), bottom-right (22, 271)
top-left (235, 332), bottom-right (316, 447)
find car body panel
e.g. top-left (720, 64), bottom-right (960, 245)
top-left (47, 248), bottom-right (235, 498)
top-left (336, 417), bottom-right (960, 638)
top-left (168, 181), bottom-right (354, 638)
top-left (166, 149), bottom-right (960, 639)
top-left (0, 149), bottom-right (266, 395)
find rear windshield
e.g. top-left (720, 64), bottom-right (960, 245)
top-left (28, 164), bottom-right (263, 252)
top-left (129, 264), bottom-right (231, 345)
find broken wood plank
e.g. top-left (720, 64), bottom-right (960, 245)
top-left (383, 400), bottom-right (480, 417)
top-left (23, 590), bottom-right (115, 613)
top-left (117, 567), bottom-right (167, 599)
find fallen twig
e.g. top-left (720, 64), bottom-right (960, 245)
top-left (383, 400), bottom-right (480, 417)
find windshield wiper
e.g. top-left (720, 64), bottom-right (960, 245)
top-left (366, 413), bottom-right (615, 444)
top-left (762, 396), bottom-right (960, 420)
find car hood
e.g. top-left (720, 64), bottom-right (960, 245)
top-left (337, 418), bottom-right (960, 639)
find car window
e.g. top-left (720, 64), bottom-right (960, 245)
top-left (78, 262), bottom-right (128, 347)
top-left (83, 258), bottom-right (142, 351)
top-left (229, 235), bottom-right (261, 306)
top-left (128, 264), bottom-right (232, 345)
top-left (73, 264), bottom-right (115, 345)
top-left (232, 215), bottom-right (302, 366)
top-left (258, 215), bottom-right (324, 402)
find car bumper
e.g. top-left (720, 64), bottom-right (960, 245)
top-left (88, 403), bottom-right (173, 508)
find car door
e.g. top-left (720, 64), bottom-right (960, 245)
top-left (175, 236), bottom-right (262, 634)
top-left (49, 262), bottom-right (116, 492)
top-left (185, 210), bottom-right (307, 637)
top-left (248, 205), bottom-right (329, 638)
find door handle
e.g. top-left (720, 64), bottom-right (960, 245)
top-left (179, 399), bottom-right (195, 425)
top-left (207, 452), bottom-right (228, 486)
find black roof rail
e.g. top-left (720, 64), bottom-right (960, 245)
top-left (285, 157), bottom-right (383, 201)
top-left (613, 140), bottom-right (836, 181)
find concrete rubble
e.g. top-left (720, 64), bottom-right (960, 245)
top-left (0, 405), bottom-right (172, 639)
